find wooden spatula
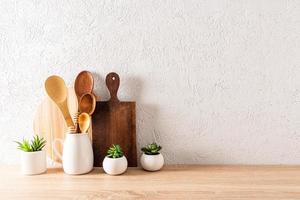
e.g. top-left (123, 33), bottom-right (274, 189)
top-left (92, 72), bottom-right (137, 167)
top-left (45, 75), bottom-right (74, 129)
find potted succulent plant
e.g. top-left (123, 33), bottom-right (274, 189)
top-left (15, 135), bottom-right (47, 175)
top-left (140, 143), bottom-right (164, 171)
top-left (102, 144), bottom-right (128, 175)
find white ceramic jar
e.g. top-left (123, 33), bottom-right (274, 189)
top-left (103, 156), bottom-right (128, 175)
top-left (140, 153), bottom-right (164, 171)
top-left (21, 151), bottom-right (47, 175)
top-left (53, 133), bottom-right (93, 175)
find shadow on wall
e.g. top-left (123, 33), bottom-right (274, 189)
top-left (122, 74), bottom-right (211, 164)
top-left (91, 72), bottom-right (211, 164)
top-left (123, 76), bottom-right (162, 161)
top-left (90, 72), bottom-right (109, 101)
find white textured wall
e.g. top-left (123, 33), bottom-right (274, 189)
top-left (1, 0), bottom-right (300, 165)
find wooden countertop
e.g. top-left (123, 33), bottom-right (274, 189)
top-left (1, 165), bottom-right (300, 199)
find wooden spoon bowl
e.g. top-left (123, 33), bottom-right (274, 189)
top-left (78, 112), bottom-right (90, 133)
top-left (74, 71), bottom-right (94, 102)
top-left (79, 92), bottom-right (96, 116)
top-left (45, 76), bottom-right (67, 103)
top-left (45, 75), bottom-right (74, 128)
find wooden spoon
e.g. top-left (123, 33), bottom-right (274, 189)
top-left (78, 112), bottom-right (90, 133)
top-left (79, 92), bottom-right (96, 115)
top-left (45, 75), bottom-right (75, 128)
top-left (74, 71), bottom-right (94, 102)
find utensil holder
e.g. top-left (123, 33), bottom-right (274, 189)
top-left (53, 133), bottom-right (93, 175)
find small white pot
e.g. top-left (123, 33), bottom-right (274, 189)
top-left (21, 151), bottom-right (47, 175)
top-left (140, 153), bottom-right (164, 171)
top-left (103, 156), bottom-right (128, 175)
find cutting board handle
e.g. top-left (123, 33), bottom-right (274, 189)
top-left (106, 72), bottom-right (120, 102)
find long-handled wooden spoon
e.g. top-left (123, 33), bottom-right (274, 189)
top-left (78, 112), bottom-right (90, 133)
top-left (74, 71), bottom-right (94, 102)
top-left (79, 92), bottom-right (96, 115)
top-left (45, 75), bottom-right (75, 128)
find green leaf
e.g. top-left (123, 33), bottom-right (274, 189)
top-left (106, 144), bottom-right (124, 158)
top-left (141, 142), bottom-right (162, 155)
top-left (15, 135), bottom-right (46, 152)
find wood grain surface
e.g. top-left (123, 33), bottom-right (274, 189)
top-left (1, 165), bottom-right (300, 200)
top-left (92, 72), bottom-right (137, 167)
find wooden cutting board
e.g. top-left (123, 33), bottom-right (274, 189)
top-left (33, 87), bottom-right (93, 163)
top-left (92, 72), bottom-right (137, 167)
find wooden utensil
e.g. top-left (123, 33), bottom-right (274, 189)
top-left (78, 112), bottom-right (90, 133)
top-left (79, 92), bottom-right (96, 115)
top-left (33, 88), bottom-right (93, 163)
top-left (74, 71), bottom-right (94, 102)
top-left (45, 75), bottom-right (74, 128)
top-left (92, 72), bottom-right (137, 167)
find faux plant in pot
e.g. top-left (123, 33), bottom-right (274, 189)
top-left (140, 143), bottom-right (164, 171)
top-left (15, 135), bottom-right (47, 175)
top-left (103, 144), bottom-right (128, 175)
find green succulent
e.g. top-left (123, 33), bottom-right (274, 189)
top-left (15, 135), bottom-right (46, 152)
top-left (141, 142), bottom-right (162, 155)
top-left (107, 144), bottom-right (124, 158)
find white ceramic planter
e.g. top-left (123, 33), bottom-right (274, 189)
top-left (21, 151), bottom-right (47, 175)
top-left (103, 156), bottom-right (128, 175)
top-left (140, 153), bottom-right (164, 171)
top-left (53, 133), bottom-right (93, 175)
